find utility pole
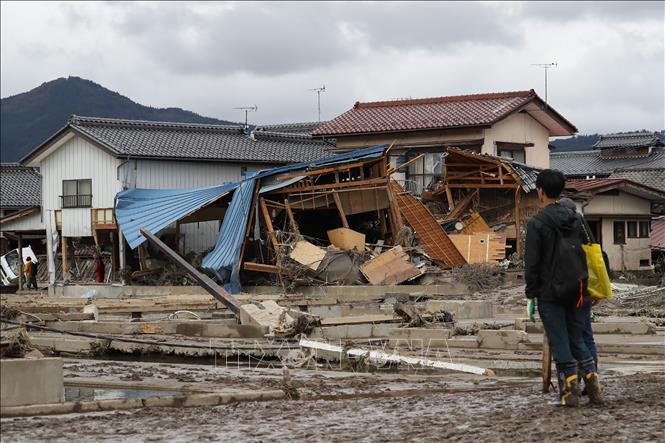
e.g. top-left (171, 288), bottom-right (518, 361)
top-left (233, 105), bottom-right (258, 130)
top-left (308, 85), bottom-right (326, 122)
top-left (531, 62), bottom-right (557, 103)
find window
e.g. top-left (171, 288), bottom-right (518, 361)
top-left (498, 149), bottom-right (526, 163)
top-left (61, 179), bottom-right (92, 208)
top-left (639, 221), bottom-right (650, 238)
top-left (613, 221), bottom-right (625, 244)
top-left (627, 221), bottom-right (637, 238)
top-left (639, 259), bottom-right (650, 267)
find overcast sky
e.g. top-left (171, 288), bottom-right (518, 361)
top-left (1, 1), bottom-right (663, 134)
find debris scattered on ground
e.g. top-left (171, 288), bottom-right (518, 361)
top-left (453, 263), bottom-right (504, 291)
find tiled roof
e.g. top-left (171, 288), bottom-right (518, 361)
top-left (25, 116), bottom-right (333, 165)
top-left (0, 164), bottom-right (41, 208)
top-left (593, 131), bottom-right (664, 150)
top-left (255, 122), bottom-right (323, 135)
top-left (550, 147), bottom-right (665, 176)
top-left (609, 169), bottom-right (665, 192)
top-left (565, 178), bottom-right (665, 200)
top-left (313, 90), bottom-right (576, 137)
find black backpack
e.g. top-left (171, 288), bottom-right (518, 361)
top-left (537, 213), bottom-right (589, 304)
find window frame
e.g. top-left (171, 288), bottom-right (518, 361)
top-left (61, 179), bottom-right (93, 209)
top-left (639, 221), bottom-right (650, 238)
top-left (613, 221), bottom-right (626, 245)
top-left (627, 221), bottom-right (638, 239)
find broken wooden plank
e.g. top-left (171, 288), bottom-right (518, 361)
top-left (449, 232), bottom-right (507, 264)
top-left (289, 240), bottom-right (326, 271)
top-left (360, 246), bottom-right (422, 285)
top-left (243, 262), bottom-right (284, 274)
top-left (327, 228), bottom-right (365, 251)
top-left (299, 337), bottom-right (494, 376)
top-left (459, 210), bottom-right (491, 234)
top-left (332, 191), bottom-right (349, 228)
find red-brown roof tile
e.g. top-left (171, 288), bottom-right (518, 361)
top-left (314, 89), bottom-right (570, 136)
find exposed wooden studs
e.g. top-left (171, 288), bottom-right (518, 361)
top-left (284, 199), bottom-right (300, 234)
top-left (138, 244), bottom-right (147, 271)
top-left (260, 197), bottom-right (280, 255)
top-left (332, 192), bottom-right (349, 228)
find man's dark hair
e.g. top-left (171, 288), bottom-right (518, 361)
top-left (536, 169), bottom-right (566, 198)
top-left (26, 257), bottom-right (31, 261)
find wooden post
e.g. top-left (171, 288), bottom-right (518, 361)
top-left (542, 331), bottom-right (552, 393)
top-left (514, 187), bottom-right (522, 256)
top-left (17, 234), bottom-right (23, 291)
top-left (118, 229), bottom-right (126, 283)
top-left (61, 234), bottom-right (68, 280)
top-left (174, 222), bottom-right (181, 254)
top-left (138, 244), bottom-right (147, 270)
top-left (332, 192), bottom-right (349, 228)
top-left (45, 211), bottom-right (57, 285)
top-left (259, 197), bottom-right (280, 255)
top-left (111, 231), bottom-right (118, 281)
top-left (284, 199), bottom-right (300, 234)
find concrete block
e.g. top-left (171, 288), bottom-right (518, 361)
top-left (424, 300), bottom-right (494, 319)
top-left (516, 319), bottom-right (656, 335)
top-left (0, 358), bottom-right (64, 407)
top-left (142, 396), bottom-right (179, 408)
top-left (96, 398), bottom-right (144, 411)
top-left (1, 402), bottom-right (73, 417)
top-left (388, 328), bottom-right (453, 348)
top-left (478, 330), bottom-right (529, 350)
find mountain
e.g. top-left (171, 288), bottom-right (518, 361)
top-left (1, 77), bottom-right (238, 163)
top-left (550, 130), bottom-right (665, 153)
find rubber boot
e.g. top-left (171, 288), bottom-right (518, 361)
top-left (580, 357), bottom-right (603, 405)
top-left (556, 365), bottom-right (580, 407)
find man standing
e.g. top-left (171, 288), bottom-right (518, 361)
top-left (525, 170), bottom-right (602, 407)
top-left (23, 256), bottom-right (38, 290)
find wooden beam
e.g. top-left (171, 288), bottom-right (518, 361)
top-left (138, 244), bottom-right (147, 271)
top-left (279, 178), bottom-right (388, 194)
top-left (61, 234), bottom-right (68, 281)
top-left (275, 159), bottom-right (382, 182)
top-left (243, 262), bottom-right (284, 274)
top-left (387, 154), bottom-right (425, 175)
top-left (284, 199), bottom-right (300, 234)
top-left (332, 192), bottom-right (349, 228)
top-left (139, 228), bottom-right (242, 315)
top-left (447, 184), bottom-right (521, 189)
top-left (515, 187), bottom-right (522, 256)
top-left (259, 197), bottom-right (280, 255)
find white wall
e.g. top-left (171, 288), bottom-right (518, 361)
top-left (584, 191), bottom-right (651, 216)
top-left (482, 112), bottom-right (551, 168)
top-left (39, 136), bottom-right (121, 237)
top-left (0, 211), bottom-right (44, 232)
top-left (600, 218), bottom-right (651, 271)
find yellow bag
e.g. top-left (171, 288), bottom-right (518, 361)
top-left (581, 223), bottom-right (612, 300)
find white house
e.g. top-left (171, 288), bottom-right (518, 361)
top-left (2, 116), bottom-right (332, 283)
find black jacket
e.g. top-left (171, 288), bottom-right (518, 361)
top-left (524, 203), bottom-right (585, 302)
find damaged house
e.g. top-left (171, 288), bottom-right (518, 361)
top-left (313, 89), bottom-right (577, 195)
top-left (4, 115), bottom-right (332, 284)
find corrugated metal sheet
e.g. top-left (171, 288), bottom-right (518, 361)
top-left (201, 178), bottom-right (256, 292)
top-left (115, 183), bottom-right (237, 249)
top-left (200, 144), bottom-right (388, 292)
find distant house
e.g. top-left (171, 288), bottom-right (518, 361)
top-left (551, 131), bottom-right (665, 191)
top-left (313, 90), bottom-right (577, 194)
top-left (565, 179), bottom-right (665, 271)
top-left (2, 116), bottom-right (332, 283)
top-left (0, 164), bottom-right (42, 254)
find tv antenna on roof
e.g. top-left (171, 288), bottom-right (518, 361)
top-left (233, 105), bottom-right (258, 130)
top-left (531, 62), bottom-right (557, 103)
top-left (308, 85), bottom-right (326, 122)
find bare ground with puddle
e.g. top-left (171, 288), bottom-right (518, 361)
top-left (2, 370), bottom-right (663, 442)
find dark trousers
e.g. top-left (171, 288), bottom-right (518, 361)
top-left (538, 299), bottom-right (592, 370)
top-left (581, 300), bottom-right (597, 358)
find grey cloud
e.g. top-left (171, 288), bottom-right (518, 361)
top-left (520, 1), bottom-right (665, 22)
top-left (100, 2), bottom-right (522, 77)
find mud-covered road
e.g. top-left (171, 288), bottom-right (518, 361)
top-left (2, 373), bottom-right (664, 442)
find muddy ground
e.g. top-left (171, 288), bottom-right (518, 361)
top-left (2, 370), bottom-right (664, 442)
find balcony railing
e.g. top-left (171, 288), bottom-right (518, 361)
top-left (60, 194), bottom-right (92, 208)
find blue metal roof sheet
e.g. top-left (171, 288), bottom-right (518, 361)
top-left (115, 183), bottom-right (237, 249)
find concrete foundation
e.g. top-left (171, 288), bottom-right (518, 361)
top-left (424, 300), bottom-right (494, 319)
top-left (1, 358), bottom-right (64, 407)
